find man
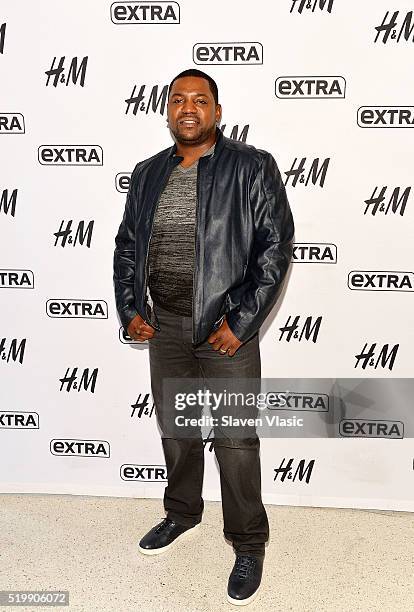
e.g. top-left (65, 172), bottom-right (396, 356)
top-left (113, 68), bottom-right (294, 606)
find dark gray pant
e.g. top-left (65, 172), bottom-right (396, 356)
top-left (148, 301), bottom-right (269, 557)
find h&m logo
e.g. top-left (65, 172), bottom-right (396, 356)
top-left (374, 11), bottom-right (414, 44)
top-left (279, 316), bottom-right (322, 343)
top-left (285, 157), bottom-right (330, 187)
top-left (45, 56), bottom-right (88, 87)
top-left (0, 189), bottom-right (18, 217)
top-left (290, 0), bottom-right (334, 13)
top-left (0, 22), bottom-right (6, 54)
top-left (59, 367), bottom-right (98, 393)
top-left (0, 338), bottom-right (26, 364)
top-left (355, 343), bottom-right (399, 370)
top-left (53, 220), bottom-right (94, 248)
top-left (273, 457), bottom-right (315, 483)
top-left (364, 186), bottom-right (411, 216)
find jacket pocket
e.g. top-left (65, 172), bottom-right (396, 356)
top-left (213, 293), bottom-right (229, 329)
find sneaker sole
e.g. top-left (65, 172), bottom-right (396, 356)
top-left (227, 583), bottom-right (261, 606)
top-left (138, 521), bottom-right (201, 556)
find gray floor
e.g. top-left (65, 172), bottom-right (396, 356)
top-left (1, 494), bottom-right (413, 611)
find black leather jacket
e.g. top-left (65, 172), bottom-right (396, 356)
top-left (113, 126), bottom-right (295, 347)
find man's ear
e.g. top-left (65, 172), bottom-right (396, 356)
top-left (216, 104), bottom-right (222, 124)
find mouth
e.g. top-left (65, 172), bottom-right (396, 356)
top-left (179, 119), bottom-right (199, 127)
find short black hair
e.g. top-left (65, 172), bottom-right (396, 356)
top-left (168, 69), bottom-right (219, 105)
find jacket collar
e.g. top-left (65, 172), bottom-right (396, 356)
top-left (167, 125), bottom-right (224, 161)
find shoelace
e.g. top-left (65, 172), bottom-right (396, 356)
top-left (154, 518), bottom-right (175, 533)
top-left (234, 555), bottom-right (257, 580)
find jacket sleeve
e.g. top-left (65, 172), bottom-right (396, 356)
top-left (225, 152), bottom-right (295, 344)
top-left (113, 165), bottom-right (140, 333)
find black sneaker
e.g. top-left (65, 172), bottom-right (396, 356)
top-left (138, 517), bottom-right (201, 556)
top-left (227, 554), bottom-right (264, 605)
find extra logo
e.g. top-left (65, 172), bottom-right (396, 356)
top-left (339, 420), bottom-right (403, 438)
top-left (0, 113), bottom-right (25, 134)
top-left (46, 300), bottom-right (108, 318)
top-left (358, 107), bottom-right (414, 128)
top-left (275, 76), bottom-right (345, 98)
top-left (0, 411), bottom-right (39, 428)
top-left (50, 439), bottom-right (110, 457)
top-left (293, 243), bottom-right (337, 263)
top-left (265, 392), bottom-right (329, 412)
top-left (110, 2), bottom-right (180, 23)
top-left (38, 146), bottom-right (103, 165)
top-left (120, 465), bottom-right (167, 481)
top-left (193, 43), bottom-right (263, 64)
top-left (0, 269), bottom-right (34, 288)
top-left (116, 173), bottom-right (131, 193)
top-left (348, 271), bottom-right (414, 292)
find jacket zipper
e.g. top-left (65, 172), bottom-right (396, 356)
top-left (192, 162), bottom-right (201, 346)
top-left (142, 167), bottom-right (176, 330)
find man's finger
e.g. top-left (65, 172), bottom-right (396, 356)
top-left (208, 332), bottom-right (218, 344)
top-left (134, 334), bottom-right (152, 341)
top-left (218, 344), bottom-right (230, 355)
top-left (227, 344), bottom-right (238, 357)
top-left (135, 328), bottom-right (154, 339)
top-left (212, 338), bottom-right (226, 351)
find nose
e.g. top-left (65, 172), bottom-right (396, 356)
top-left (181, 98), bottom-right (198, 114)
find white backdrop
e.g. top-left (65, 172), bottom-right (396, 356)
top-left (1, 1), bottom-right (414, 511)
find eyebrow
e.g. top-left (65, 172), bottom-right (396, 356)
top-left (170, 92), bottom-right (209, 97)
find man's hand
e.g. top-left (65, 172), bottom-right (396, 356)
top-left (127, 314), bottom-right (156, 341)
top-left (207, 316), bottom-right (243, 357)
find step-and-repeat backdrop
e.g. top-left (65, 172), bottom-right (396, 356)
top-left (1, 1), bottom-right (413, 511)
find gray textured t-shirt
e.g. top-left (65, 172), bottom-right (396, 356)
top-left (148, 141), bottom-right (216, 316)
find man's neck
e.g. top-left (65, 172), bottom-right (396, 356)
top-left (174, 132), bottom-right (217, 165)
